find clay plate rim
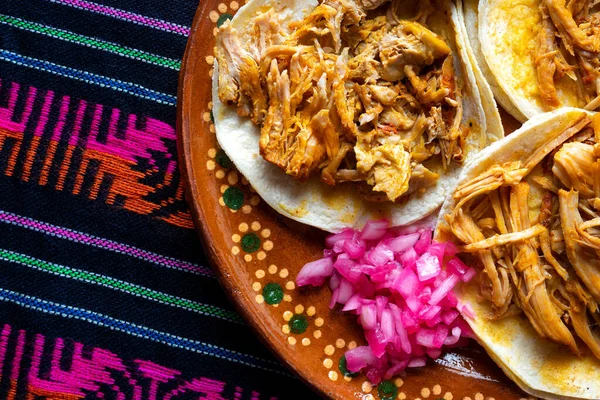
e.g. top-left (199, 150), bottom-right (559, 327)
top-left (175, 1), bottom-right (527, 399)
top-left (175, 3), bottom-right (336, 398)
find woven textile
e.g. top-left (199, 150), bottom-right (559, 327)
top-left (0, 1), bottom-right (316, 398)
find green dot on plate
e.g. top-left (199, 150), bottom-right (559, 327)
top-left (262, 283), bottom-right (283, 305)
top-left (377, 380), bottom-right (398, 400)
top-left (289, 314), bottom-right (308, 334)
top-left (215, 149), bottom-right (232, 169)
top-left (338, 355), bottom-right (358, 377)
top-left (217, 13), bottom-right (233, 28)
top-left (241, 233), bottom-right (261, 253)
top-left (223, 187), bottom-right (244, 210)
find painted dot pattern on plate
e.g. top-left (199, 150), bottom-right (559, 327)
top-left (262, 283), bottom-right (283, 305)
top-left (200, 5), bottom-right (537, 400)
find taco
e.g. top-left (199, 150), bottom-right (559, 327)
top-left (471, 0), bottom-right (600, 122)
top-left (454, 0), bottom-right (508, 131)
top-left (212, 0), bottom-right (501, 232)
top-left (436, 107), bottom-right (600, 399)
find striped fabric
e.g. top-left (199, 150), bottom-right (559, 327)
top-left (0, 1), bottom-right (315, 398)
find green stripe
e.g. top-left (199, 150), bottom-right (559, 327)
top-left (0, 14), bottom-right (180, 70)
top-left (0, 249), bottom-right (243, 324)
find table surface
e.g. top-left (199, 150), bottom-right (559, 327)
top-left (0, 0), bottom-right (317, 398)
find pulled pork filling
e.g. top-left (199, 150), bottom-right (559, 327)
top-left (535, 0), bottom-right (600, 110)
top-left (214, 0), bottom-right (466, 202)
top-left (445, 113), bottom-right (600, 359)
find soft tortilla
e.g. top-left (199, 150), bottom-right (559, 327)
top-left (455, 0), bottom-right (507, 131)
top-left (477, 0), bottom-right (583, 121)
top-left (212, 0), bottom-right (495, 232)
top-left (436, 108), bottom-right (600, 400)
top-left (458, 0), bottom-right (528, 123)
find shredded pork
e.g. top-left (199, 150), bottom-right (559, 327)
top-left (445, 113), bottom-right (600, 359)
top-left (215, 0), bottom-right (466, 202)
top-left (534, 0), bottom-right (600, 110)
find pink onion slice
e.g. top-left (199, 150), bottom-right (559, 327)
top-left (325, 228), bottom-right (354, 248)
top-left (413, 229), bottom-right (432, 255)
top-left (393, 268), bottom-right (419, 299)
top-left (359, 219), bottom-right (389, 241)
top-left (346, 346), bottom-right (377, 372)
top-left (407, 357), bottom-right (427, 368)
top-left (429, 274), bottom-right (460, 306)
top-left (296, 220), bottom-right (475, 384)
top-left (416, 252), bottom-right (441, 282)
top-left (296, 257), bottom-right (333, 286)
top-left (343, 238), bottom-right (367, 259)
top-left (385, 233), bottom-right (420, 253)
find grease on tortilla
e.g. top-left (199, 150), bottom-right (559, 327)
top-left (279, 201), bottom-right (308, 217)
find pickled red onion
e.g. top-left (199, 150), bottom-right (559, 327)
top-left (296, 219), bottom-right (475, 384)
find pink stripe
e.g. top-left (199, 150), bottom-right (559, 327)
top-left (0, 84), bottom-right (36, 134)
top-left (0, 211), bottom-right (211, 275)
top-left (0, 325), bottom-right (10, 373)
top-left (52, 95), bottom-right (71, 142)
top-left (29, 335), bottom-right (82, 396)
top-left (10, 330), bottom-right (26, 380)
top-left (89, 104), bottom-right (103, 143)
top-left (0, 79), bottom-right (178, 174)
top-left (86, 111), bottom-right (177, 166)
top-left (0, 82), bottom-right (20, 132)
top-left (33, 90), bottom-right (55, 137)
top-left (70, 99), bottom-right (87, 146)
top-left (135, 360), bottom-right (179, 400)
top-left (20, 86), bottom-right (38, 130)
top-left (108, 108), bottom-right (119, 141)
top-left (3, 324), bottom-right (267, 398)
top-left (50, 0), bottom-right (190, 36)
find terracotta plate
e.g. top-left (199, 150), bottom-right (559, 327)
top-left (177, 2), bottom-right (532, 399)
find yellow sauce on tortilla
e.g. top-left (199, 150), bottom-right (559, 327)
top-left (486, 0), bottom-right (581, 110)
top-left (279, 201), bottom-right (308, 217)
top-left (539, 351), bottom-right (599, 394)
top-left (488, 0), bottom-right (541, 101)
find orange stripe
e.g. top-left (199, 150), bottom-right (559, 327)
top-left (39, 140), bottom-right (58, 186)
top-left (55, 145), bottom-right (74, 191)
top-left (0, 126), bottom-right (193, 228)
top-left (21, 135), bottom-right (41, 182)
